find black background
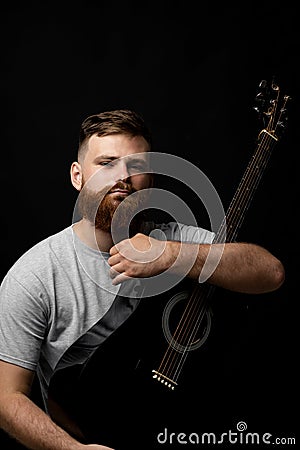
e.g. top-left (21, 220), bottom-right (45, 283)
top-left (0, 1), bottom-right (298, 448)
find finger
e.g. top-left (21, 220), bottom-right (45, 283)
top-left (108, 254), bottom-right (121, 267)
top-left (109, 266), bottom-right (121, 279)
top-left (109, 260), bottom-right (127, 277)
top-left (109, 245), bottom-right (119, 256)
top-left (111, 272), bottom-right (131, 285)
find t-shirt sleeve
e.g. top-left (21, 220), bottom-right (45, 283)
top-left (0, 272), bottom-right (48, 371)
top-left (149, 221), bottom-right (215, 244)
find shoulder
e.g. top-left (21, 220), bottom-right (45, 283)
top-left (1, 225), bottom-right (74, 285)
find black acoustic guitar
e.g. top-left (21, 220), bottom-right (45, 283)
top-left (48, 79), bottom-right (290, 449)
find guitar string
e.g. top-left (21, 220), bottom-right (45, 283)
top-left (155, 112), bottom-right (279, 384)
top-left (217, 89), bottom-right (286, 242)
top-left (158, 131), bottom-right (273, 384)
top-left (222, 95), bottom-right (284, 241)
top-left (163, 286), bottom-right (214, 384)
top-left (154, 87), bottom-right (288, 380)
top-left (156, 283), bottom-right (213, 383)
top-left (166, 101), bottom-right (286, 382)
top-left (174, 135), bottom-right (276, 381)
top-left (171, 125), bottom-right (282, 360)
top-left (156, 132), bottom-right (272, 382)
top-left (156, 89), bottom-right (290, 384)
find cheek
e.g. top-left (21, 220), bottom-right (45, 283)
top-left (131, 174), bottom-right (152, 190)
top-left (83, 168), bottom-right (115, 191)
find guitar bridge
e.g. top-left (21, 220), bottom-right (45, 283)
top-left (152, 370), bottom-right (177, 390)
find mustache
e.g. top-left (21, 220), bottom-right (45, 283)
top-left (108, 181), bottom-right (135, 194)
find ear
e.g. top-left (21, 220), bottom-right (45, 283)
top-left (70, 161), bottom-right (83, 191)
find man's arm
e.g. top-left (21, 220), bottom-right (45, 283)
top-left (108, 233), bottom-right (285, 294)
top-left (0, 360), bottom-right (113, 450)
top-left (170, 240), bottom-right (285, 294)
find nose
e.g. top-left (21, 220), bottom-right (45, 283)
top-left (116, 160), bottom-right (130, 181)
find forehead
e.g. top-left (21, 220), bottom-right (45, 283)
top-left (85, 133), bottom-right (150, 161)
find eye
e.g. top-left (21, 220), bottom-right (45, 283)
top-left (99, 161), bottom-right (114, 167)
top-left (128, 162), bottom-right (147, 172)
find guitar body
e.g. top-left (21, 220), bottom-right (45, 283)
top-left (49, 279), bottom-right (221, 449)
top-left (72, 304), bottom-right (170, 449)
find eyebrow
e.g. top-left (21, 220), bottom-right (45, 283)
top-left (93, 155), bottom-right (148, 164)
top-left (93, 155), bottom-right (118, 162)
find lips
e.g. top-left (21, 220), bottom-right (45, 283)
top-left (109, 189), bottom-right (130, 194)
top-left (109, 182), bottom-right (132, 195)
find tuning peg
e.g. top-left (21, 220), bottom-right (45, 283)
top-left (277, 118), bottom-right (288, 129)
top-left (255, 93), bottom-right (265, 103)
top-left (259, 80), bottom-right (267, 89)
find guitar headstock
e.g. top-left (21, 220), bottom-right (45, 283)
top-left (253, 77), bottom-right (291, 140)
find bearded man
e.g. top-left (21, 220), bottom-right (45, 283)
top-left (0, 109), bottom-right (284, 450)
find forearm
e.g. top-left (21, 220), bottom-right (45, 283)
top-left (167, 241), bottom-right (285, 294)
top-left (108, 233), bottom-right (285, 293)
top-left (0, 393), bottom-right (84, 450)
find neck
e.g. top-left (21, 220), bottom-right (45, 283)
top-left (72, 219), bottom-right (114, 253)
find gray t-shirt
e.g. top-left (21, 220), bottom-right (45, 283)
top-left (0, 222), bottom-right (214, 408)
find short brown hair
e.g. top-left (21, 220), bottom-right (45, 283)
top-left (78, 109), bottom-right (152, 160)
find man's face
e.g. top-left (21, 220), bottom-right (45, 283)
top-left (76, 134), bottom-right (152, 232)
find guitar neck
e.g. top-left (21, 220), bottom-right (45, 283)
top-left (213, 81), bottom-right (290, 244)
top-left (214, 131), bottom-right (278, 244)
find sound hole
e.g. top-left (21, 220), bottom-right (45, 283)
top-left (162, 290), bottom-right (212, 353)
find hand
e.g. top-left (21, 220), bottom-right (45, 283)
top-left (108, 233), bottom-right (175, 284)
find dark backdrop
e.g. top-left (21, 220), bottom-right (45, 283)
top-left (0, 2), bottom-right (298, 448)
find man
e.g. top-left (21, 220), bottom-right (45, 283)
top-left (0, 109), bottom-right (285, 450)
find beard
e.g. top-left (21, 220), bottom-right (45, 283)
top-left (77, 179), bottom-right (147, 238)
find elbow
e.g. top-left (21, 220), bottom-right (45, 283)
top-left (271, 259), bottom-right (285, 291)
